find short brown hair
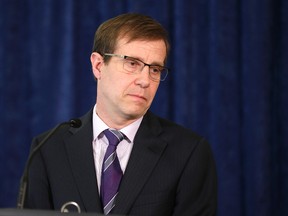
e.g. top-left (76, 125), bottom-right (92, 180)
top-left (92, 13), bottom-right (170, 62)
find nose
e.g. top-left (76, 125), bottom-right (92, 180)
top-left (135, 66), bottom-right (150, 88)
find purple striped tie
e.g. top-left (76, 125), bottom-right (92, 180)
top-left (101, 129), bottom-right (124, 215)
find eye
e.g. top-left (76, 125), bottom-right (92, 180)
top-left (125, 58), bottom-right (141, 69)
top-left (150, 66), bottom-right (162, 74)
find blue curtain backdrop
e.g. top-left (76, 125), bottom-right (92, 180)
top-left (0, 0), bottom-right (287, 215)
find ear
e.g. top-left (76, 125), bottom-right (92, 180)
top-left (90, 52), bottom-right (104, 79)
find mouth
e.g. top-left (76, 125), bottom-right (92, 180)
top-left (128, 94), bottom-right (147, 101)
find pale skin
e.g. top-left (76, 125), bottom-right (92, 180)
top-left (90, 37), bottom-right (167, 130)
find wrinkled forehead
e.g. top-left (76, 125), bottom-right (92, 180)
top-left (114, 34), bottom-right (168, 61)
top-left (114, 38), bottom-right (167, 65)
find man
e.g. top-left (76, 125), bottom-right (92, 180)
top-left (22, 13), bottom-right (217, 215)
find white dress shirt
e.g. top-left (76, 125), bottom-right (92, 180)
top-left (92, 105), bottom-right (143, 192)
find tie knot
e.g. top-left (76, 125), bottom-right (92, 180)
top-left (103, 129), bottom-right (124, 147)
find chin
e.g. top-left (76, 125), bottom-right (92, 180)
top-left (123, 108), bottom-right (147, 120)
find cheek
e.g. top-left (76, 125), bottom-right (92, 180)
top-left (145, 84), bottom-right (159, 105)
top-left (150, 83), bottom-right (160, 95)
top-left (106, 74), bottom-right (131, 96)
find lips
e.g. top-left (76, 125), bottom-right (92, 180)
top-left (128, 94), bottom-right (147, 101)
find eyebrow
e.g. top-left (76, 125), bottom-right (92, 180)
top-left (127, 55), bottom-right (165, 67)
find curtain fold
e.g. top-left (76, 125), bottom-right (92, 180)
top-left (1, 0), bottom-right (287, 215)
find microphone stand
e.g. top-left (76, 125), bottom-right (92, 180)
top-left (17, 119), bottom-right (81, 209)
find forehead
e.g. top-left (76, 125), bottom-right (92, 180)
top-left (114, 37), bottom-right (167, 63)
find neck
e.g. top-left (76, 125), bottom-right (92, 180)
top-left (95, 107), bottom-right (141, 130)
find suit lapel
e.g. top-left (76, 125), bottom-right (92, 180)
top-left (62, 110), bottom-right (166, 214)
top-left (114, 112), bottom-right (167, 214)
top-left (64, 110), bottom-right (103, 213)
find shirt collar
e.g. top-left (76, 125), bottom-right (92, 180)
top-left (92, 104), bottom-right (143, 143)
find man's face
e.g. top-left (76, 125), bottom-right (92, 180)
top-left (91, 38), bottom-right (167, 127)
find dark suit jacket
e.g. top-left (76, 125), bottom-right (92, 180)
top-left (24, 110), bottom-right (217, 216)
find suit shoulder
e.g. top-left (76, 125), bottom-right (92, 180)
top-left (146, 111), bottom-right (205, 142)
top-left (31, 109), bottom-right (93, 149)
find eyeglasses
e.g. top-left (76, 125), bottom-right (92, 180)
top-left (103, 53), bottom-right (169, 81)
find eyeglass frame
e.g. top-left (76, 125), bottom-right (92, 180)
top-left (102, 53), bottom-right (169, 81)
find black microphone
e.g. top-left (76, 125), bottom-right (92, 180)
top-left (69, 118), bottom-right (82, 128)
top-left (17, 118), bottom-right (82, 209)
